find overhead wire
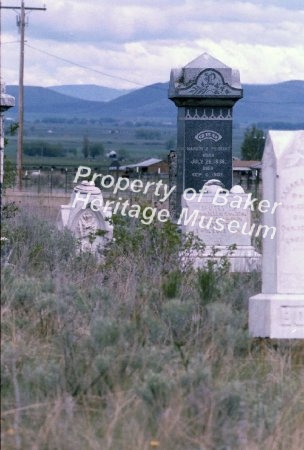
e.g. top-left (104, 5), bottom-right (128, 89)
top-left (2, 39), bottom-right (303, 103)
top-left (25, 42), bottom-right (167, 91)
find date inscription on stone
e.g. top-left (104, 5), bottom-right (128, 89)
top-left (184, 106), bottom-right (232, 191)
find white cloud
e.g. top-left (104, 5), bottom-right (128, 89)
top-left (1, 0), bottom-right (303, 88)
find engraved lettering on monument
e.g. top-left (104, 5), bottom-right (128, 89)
top-left (168, 53), bottom-right (242, 216)
top-left (184, 106), bottom-right (233, 192)
top-left (280, 307), bottom-right (304, 326)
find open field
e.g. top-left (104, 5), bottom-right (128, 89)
top-left (4, 119), bottom-right (246, 168)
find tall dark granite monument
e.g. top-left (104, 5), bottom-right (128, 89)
top-left (168, 53), bottom-right (242, 216)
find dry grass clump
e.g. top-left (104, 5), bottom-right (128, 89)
top-left (1, 208), bottom-right (303, 450)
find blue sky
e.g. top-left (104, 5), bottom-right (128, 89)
top-left (1, 0), bottom-right (304, 88)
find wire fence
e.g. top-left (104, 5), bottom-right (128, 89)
top-left (10, 167), bottom-right (169, 195)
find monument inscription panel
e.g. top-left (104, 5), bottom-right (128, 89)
top-left (184, 106), bottom-right (232, 191)
top-left (181, 193), bottom-right (252, 246)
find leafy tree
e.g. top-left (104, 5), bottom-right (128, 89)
top-left (82, 136), bottom-right (104, 159)
top-left (90, 143), bottom-right (104, 159)
top-left (241, 125), bottom-right (265, 160)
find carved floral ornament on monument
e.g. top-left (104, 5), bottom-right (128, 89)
top-left (178, 69), bottom-right (242, 96)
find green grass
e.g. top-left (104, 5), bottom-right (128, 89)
top-left (1, 208), bottom-right (303, 450)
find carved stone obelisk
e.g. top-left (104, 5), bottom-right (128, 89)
top-left (168, 53), bottom-right (242, 217)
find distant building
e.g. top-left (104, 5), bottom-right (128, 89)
top-left (233, 160), bottom-right (261, 185)
top-left (109, 158), bottom-right (168, 177)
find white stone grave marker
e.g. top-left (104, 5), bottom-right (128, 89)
top-left (249, 130), bottom-right (304, 338)
top-left (57, 181), bottom-right (113, 255)
top-left (179, 181), bottom-right (261, 272)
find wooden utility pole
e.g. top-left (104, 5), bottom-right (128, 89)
top-left (17, 0), bottom-right (25, 191)
top-left (1, 1), bottom-right (46, 190)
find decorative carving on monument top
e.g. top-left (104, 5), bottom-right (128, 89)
top-left (169, 52), bottom-right (243, 102)
top-left (178, 69), bottom-right (241, 97)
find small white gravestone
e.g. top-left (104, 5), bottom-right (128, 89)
top-left (179, 180), bottom-right (261, 272)
top-left (249, 130), bottom-right (304, 338)
top-left (57, 181), bottom-right (113, 254)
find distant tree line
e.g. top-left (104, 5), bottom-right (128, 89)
top-left (23, 141), bottom-right (76, 158)
top-left (37, 117), bottom-right (116, 125)
top-left (82, 136), bottom-right (105, 159)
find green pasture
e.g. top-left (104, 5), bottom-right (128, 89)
top-left (4, 119), bottom-right (245, 168)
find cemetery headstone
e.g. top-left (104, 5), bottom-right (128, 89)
top-left (168, 54), bottom-right (260, 271)
top-left (249, 130), bottom-right (304, 338)
top-left (57, 181), bottom-right (113, 255)
top-left (168, 53), bottom-right (243, 218)
top-left (180, 182), bottom-right (261, 272)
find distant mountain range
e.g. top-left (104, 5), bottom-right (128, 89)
top-left (6, 80), bottom-right (304, 127)
top-left (49, 84), bottom-right (131, 102)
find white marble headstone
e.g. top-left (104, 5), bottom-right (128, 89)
top-left (180, 181), bottom-right (261, 272)
top-left (57, 181), bottom-right (113, 255)
top-left (249, 130), bottom-right (304, 338)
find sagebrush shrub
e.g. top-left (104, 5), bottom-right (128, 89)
top-left (1, 209), bottom-right (303, 450)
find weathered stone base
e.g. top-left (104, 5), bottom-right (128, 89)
top-left (182, 245), bottom-right (261, 272)
top-left (249, 294), bottom-right (304, 339)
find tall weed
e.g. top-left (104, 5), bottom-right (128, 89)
top-left (1, 210), bottom-right (303, 450)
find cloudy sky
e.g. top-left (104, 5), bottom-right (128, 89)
top-left (1, 0), bottom-right (304, 89)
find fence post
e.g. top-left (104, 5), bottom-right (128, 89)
top-left (65, 168), bottom-right (68, 193)
top-left (50, 168), bottom-right (53, 194)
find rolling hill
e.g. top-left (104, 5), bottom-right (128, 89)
top-left (48, 84), bottom-right (131, 102)
top-left (6, 80), bottom-right (304, 127)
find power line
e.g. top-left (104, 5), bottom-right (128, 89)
top-left (25, 42), bottom-right (167, 91)
top-left (9, 42), bottom-right (304, 103)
